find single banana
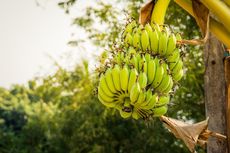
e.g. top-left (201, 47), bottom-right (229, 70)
top-left (128, 69), bottom-right (138, 93)
top-left (158, 31), bottom-right (168, 56)
top-left (135, 91), bottom-right (146, 106)
top-left (132, 107), bottom-right (141, 120)
top-left (124, 33), bottom-right (133, 46)
top-left (120, 110), bottom-right (132, 118)
top-left (132, 32), bottom-right (141, 48)
top-left (168, 49), bottom-right (180, 70)
top-left (128, 47), bottom-right (136, 56)
top-left (138, 72), bottom-right (148, 89)
top-left (149, 30), bottom-right (159, 54)
top-left (130, 55), bottom-right (138, 70)
top-left (151, 23), bottom-right (161, 35)
top-left (142, 93), bottom-right (158, 110)
top-left (172, 59), bottom-right (183, 75)
top-left (138, 55), bottom-right (144, 72)
top-left (120, 66), bottom-right (130, 92)
top-left (98, 86), bottom-right (115, 103)
top-left (139, 89), bottom-right (152, 107)
top-left (130, 83), bottom-right (141, 104)
top-left (98, 94), bottom-right (117, 108)
top-left (155, 95), bottom-right (170, 107)
top-left (99, 74), bottom-right (114, 97)
top-left (144, 23), bottom-right (153, 33)
top-left (136, 53), bottom-right (142, 72)
top-left (141, 29), bottom-right (150, 51)
top-left (166, 34), bottom-right (176, 55)
top-left (152, 63), bottom-right (164, 88)
top-left (105, 68), bottom-right (117, 93)
top-left (119, 99), bottom-right (132, 118)
top-left (155, 74), bottom-right (171, 93)
top-left (152, 105), bottom-right (168, 117)
top-left (147, 59), bottom-right (156, 85)
top-left (173, 69), bottom-right (184, 82)
top-left (163, 76), bottom-right (173, 93)
top-left (125, 20), bottom-right (137, 34)
top-left (144, 53), bottom-right (151, 62)
top-left (111, 65), bottom-right (122, 91)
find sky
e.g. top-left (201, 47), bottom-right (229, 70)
top-left (0, 0), bottom-right (94, 88)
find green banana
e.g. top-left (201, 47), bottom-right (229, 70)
top-left (120, 109), bottom-right (132, 118)
top-left (128, 47), bottom-right (136, 56)
top-left (155, 74), bottom-right (171, 93)
top-left (132, 32), bottom-right (141, 48)
top-left (141, 93), bottom-right (158, 110)
top-left (144, 23), bottom-right (153, 33)
top-left (124, 33), bottom-right (133, 45)
top-left (99, 74), bottom-right (114, 97)
top-left (152, 105), bottom-right (168, 117)
top-left (130, 83), bottom-right (141, 104)
top-left (166, 34), bottom-right (177, 55)
top-left (172, 59), bottom-right (183, 75)
top-left (138, 72), bottom-right (148, 89)
top-left (173, 69), bottom-right (184, 82)
top-left (128, 68), bottom-right (138, 93)
top-left (130, 55), bottom-right (138, 70)
top-left (132, 107), bottom-right (141, 120)
top-left (155, 95), bottom-right (170, 107)
top-left (147, 59), bottom-right (156, 85)
top-left (120, 66), bottom-right (130, 92)
top-left (158, 31), bottom-right (168, 55)
top-left (141, 29), bottom-right (149, 50)
top-left (98, 86), bottom-right (115, 103)
top-left (152, 63), bottom-right (164, 88)
top-left (111, 65), bottom-right (122, 91)
top-left (105, 68), bottom-right (117, 93)
top-left (149, 30), bottom-right (159, 54)
top-left (125, 20), bottom-right (136, 34)
top-left (135, 91), bottom-right (146, 106)
top-left (144, 53), bottom-right (151, 62)
top-left (139, 89), bottom-right (152, 107)
top-left (163, 76), bottom-right (173, 93)
top-left (98, 94), bottom-right (117, 108)
top-left (143, 61), bottom-right (148, 75)
top-left (138, 56), bottom-right (144, 72)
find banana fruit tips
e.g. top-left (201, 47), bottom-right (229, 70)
top-left (97, 19), bottom-right (185, 120)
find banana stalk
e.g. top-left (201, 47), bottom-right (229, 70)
top-left (174, 0), bottom-right (230, 48)
top-left (200, 0), bottom-right (230, 33)
top-left (224, 0), bottom-right (230, 6)
top-left (151, 0), bottom-right (171, 25)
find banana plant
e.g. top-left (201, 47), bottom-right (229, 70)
top-left (174, 0), bottom-right (230, 48)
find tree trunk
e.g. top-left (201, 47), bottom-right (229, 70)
top-left (225, 53), bottom-right (230, 153)
top-left (204, 33), bottom-right (227, 153)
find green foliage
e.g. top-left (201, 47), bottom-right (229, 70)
top-left (0, 0), bottom-right (205, 153)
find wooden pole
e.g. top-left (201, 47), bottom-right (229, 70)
top-left (204, 33), bottom-right (227, 153)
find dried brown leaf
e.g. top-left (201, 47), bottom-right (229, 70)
top-left (139, 1), bottom-right (154, 25)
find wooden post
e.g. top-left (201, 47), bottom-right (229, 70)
top-left (224, 53), bottom-right (230, 153)
top-left (204, 33), bottom-right (227, 153)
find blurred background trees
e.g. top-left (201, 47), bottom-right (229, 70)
top-left (0, 0), bottom-right (205, 152)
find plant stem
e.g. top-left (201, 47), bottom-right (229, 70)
top-left (200, 0), bottom-right (230, 33)
top-left (151, 0), bottom-right (171, 25)
top-left (224, 0), bottom-right (230, 6)
top-left (174, 0), bottom-right (230, 48)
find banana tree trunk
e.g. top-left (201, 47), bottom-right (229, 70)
top-left (204, 33), bottom-right (228, 153)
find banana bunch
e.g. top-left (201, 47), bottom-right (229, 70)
top-left (97, 20), bottom-right (185, 120)
top-left (98, 63), bottom-right (170, 120)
